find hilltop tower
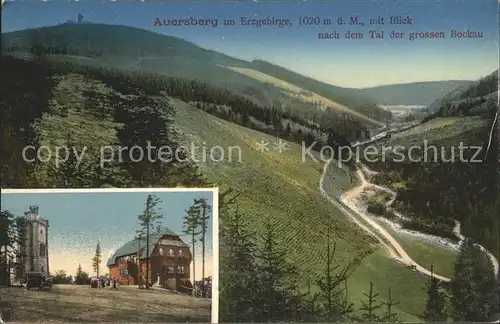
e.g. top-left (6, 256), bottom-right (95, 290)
top-left (17, 206), bottom-right (50, 277)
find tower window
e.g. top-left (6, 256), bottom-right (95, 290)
top-left (39, 243), bottom-right (46, 257)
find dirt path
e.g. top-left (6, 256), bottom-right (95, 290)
top-left (358, 165), bottom-right (499, 276)
top-left (334, 165), bottom-right (451, 281)
top-left (321, 158), bottom-right (499, 281)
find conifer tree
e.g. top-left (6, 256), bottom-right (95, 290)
top-left (137, 194), bottom-right (163, 289)
top-left (218, 199), bottom-right (257, 322)
top-left (92, 241), bottom-right (101, 277)
top-left (382, 288), bottom-right (401, 323)
top-left (451, 239), bottom-right (499, 321)
top-left (315, 227), bottom-right (356, 321)
top-left (253, 220), bottom-right (303, 322)
top-left (193, 198), bottom-right (211, 281)
top-left (183, 205), bottom-right (200, 288)
top-left (422, 265), bottom-right (447, 322)
top-left (358, 281), bottom-right (383, 323)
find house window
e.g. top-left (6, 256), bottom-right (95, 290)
top-left (179, 250), bottom-right (183, 257)
top-left (169, 248), bottom-right (174, 256)
top-left (39, 243), bottom-right (46, 257)
top-left (120, 269), bottom-right (129, 276)
top-left (167, 266), bottom-right (175, 274)
top-left (159, 248), bottom-right (164, 256)
top-left (177, 266), bottom-right (184, 274)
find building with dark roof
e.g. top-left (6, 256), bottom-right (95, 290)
top-left (107, 227), bottom-right (192, 291)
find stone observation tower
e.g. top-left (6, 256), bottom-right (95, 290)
top-left (17, 206), bottom-right (50, 277)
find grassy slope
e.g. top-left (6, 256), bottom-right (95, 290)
top-left (386, 227), bottom-right (457, 279)
top-left (226, 66), bottom-right (384, 126)
top-left (171, 98), bottom-right (426, 321)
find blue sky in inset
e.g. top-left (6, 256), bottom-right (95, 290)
top-left (1, 190), bottom-right (214, 278)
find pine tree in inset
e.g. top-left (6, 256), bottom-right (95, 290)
top-left (183, 204), bottom-right (200, 288)
top-left (137, 195), bottom-right (163, 289)
top-left (92, 241), bottom-right (101, 277)
top-left (193, 198), bottom-right (211, 281)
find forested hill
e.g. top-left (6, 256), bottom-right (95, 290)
top-left (360, 80), bottom-right (473, 106)
top-left (1, 22), bottom-right (247, 65)
top-left (1, 23), bottom-right (388, 125)
top-left (429, 70), bottom-right (498, 117)
top-left (247, 60), bottom-right (392, 121)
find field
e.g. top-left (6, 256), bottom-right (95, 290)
top-left (0, 285), bottom-right (211, 322)
top-left (385, 226), bottom-right (458, 279)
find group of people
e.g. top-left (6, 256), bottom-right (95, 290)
top-left (90, 276), bottom-right (118, 289)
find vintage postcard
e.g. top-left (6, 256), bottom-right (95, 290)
top-left (1, 0), bottom-right (499, 323)
top-left (0, 188), bottom-right (218, 323)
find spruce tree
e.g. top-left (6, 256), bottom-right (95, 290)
top-left (358, 282), bottom-right (383, 323)
top-left (193, 198), bottom-right (211, 281)
top-left (92, 241), bottom-right (102, 277)
top-left (183, 205), bottom-right (200, 288)
top-left (382, 288), bottom-right (401, 323)
top-left (253, 220), bottom-right (303, 322)
top-left (423, 265), bottom-right (447, 322)
top-left (315, 227), bottom-right (356, 321)
top-left (451, 239), bottom-right (498, 321)
top-left (218, 201), bottom-right (258, 322)
top-left (137, 194), bottom-right (163, 289)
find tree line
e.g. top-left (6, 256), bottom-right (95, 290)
top-left (50, 58), bottom-right (366, 146)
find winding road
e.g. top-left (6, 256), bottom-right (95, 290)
top-left (318, 130), bottom-right (499, 283)
top-left (319, 161), bottom-right (451, 282)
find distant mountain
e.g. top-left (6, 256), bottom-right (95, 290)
top-left (360, 80), bottom-right (473, 106)
top-left (428, 70), bottom-right (498, 117)
top-left (1, 23), bottom-right (386, 125)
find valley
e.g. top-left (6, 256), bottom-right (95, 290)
top-left (1, 20), bottom-right (498, 323)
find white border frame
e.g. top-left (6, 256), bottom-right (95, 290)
top-left (1, 187), bottom-right (220, 324)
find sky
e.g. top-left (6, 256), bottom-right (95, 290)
top-left (0, 190), bottom-right (215, 281)
top-left (2, 0), bottom-right (499, 88)
top-left (2, 0), bottom-right (499, 87)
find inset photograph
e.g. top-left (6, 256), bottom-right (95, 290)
top-left (0, 188), bottom-right (218, 323)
